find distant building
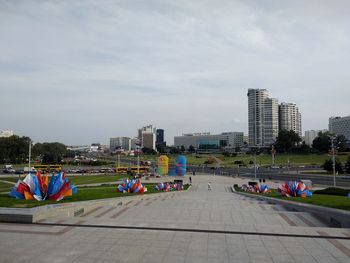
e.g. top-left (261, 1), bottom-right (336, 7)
top-left (304, 130), bottom-right (328, 146)
top-left (279, 102), bottom-right (302, 137)
top-left (247, 89), bottom-right (302, 146)
top-left (174, 132), bottom-right (244, 150)
top-left (156, 129), bottom-right (166, 146)
top-left (138, 125), bottom-right (157, 150)
top-left (329, 116), bottom-right (350, 140)
top-left (247, 89), bottom-right (278, 146)
top-left (110, 137), bottom-right (131, 151)
top-left (264, 98), bottom-right (279, 146)
top-left (90, 143), bottom-right (101, 152)
top-left (0, 130), bottom-right (14, 137)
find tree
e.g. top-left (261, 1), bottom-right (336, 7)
top-left (156, 144), bottom-right (166, 154)
top-left (188, 145), bottom-right (195, 153)
top-left (0, 135), bottom-right (31, 164)
top-left (180, 145), bottom-right (185, 153)
top-left (141, 147), bottom-right (157, 155)
top-left (336, 135), bottom-right (348, 152)
top-left (312, 131), bottom-right (331, 152)
top-left (345, 156), bottom-right (350, 174)
top-left (292, 142), bottom-right (311, 154)
top-left (275, 130), bottom-right (302, 153)
top-left (322, 158), bottom-right (344, 174)
top-left (33, 142), bottom-right (67, 164)
top-left (169, 147), bottom-right (180, 154)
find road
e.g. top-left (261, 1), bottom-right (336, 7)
top-left (187, 166), bottom-right (350, 187)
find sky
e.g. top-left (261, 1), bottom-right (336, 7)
top-left (1, 0), bottom-right (350, 146)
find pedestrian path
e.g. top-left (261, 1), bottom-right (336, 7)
top-left (1, 174), bottom-right (349, 263)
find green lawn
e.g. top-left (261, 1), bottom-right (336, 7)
top-left (235, 187), bottom-right (350, 211)
top-left (126, 153), bottom-right (350, 167)
top-left (0, 174), bottom-right (129, 186)
top-left (69, 174), bottom-right (128, 185)
top-left (0, 181), bottom-right (14, 192)
top-left (0, 183), bottom-right (190, 208)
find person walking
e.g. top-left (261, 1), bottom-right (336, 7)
top-left (189, 176), bottom-right (192, 184)
top-left (208, 182), bottom-right (211, 191)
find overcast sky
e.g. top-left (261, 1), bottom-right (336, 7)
top-left (1, 0), bottom-right (349, 145)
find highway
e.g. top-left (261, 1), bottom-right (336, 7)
top-left (187, 166), bottom-right (350, 187)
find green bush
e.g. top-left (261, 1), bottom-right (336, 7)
top-left (313, 187), bottom-right (350, 196)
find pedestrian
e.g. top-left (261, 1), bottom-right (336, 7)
top-left (208, 182), bottom-right (211, 191)
top-left (189, 176), bottom-right (192, 184)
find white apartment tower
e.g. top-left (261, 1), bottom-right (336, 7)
top-left (279, 103), bottom-right (302, 137)
top-left (248, 89), bottom-right (302, 146)
top-left (247, 89), bottom-right (278, 146)
top-left (264, 98), bottom-right (279, 146)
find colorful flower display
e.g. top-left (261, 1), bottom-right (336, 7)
top-left (278, 181), bottom-right (312, 197)
top-left (242, 183), bottom-right (271, 194)
top-left (9, 172), bottom-right (77, 201)
top-left (154, 182), bottom-right (183, 192)
top-left (117, 179), bottom-right (147, 194)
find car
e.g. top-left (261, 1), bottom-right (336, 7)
top-left (3, 168), bottom-right (15, 174)
top-left (15, 169), bottom-right (24, 174)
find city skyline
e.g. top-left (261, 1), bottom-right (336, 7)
top-left (1, 1), bottom-right (350, 145)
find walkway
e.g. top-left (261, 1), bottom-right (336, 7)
top-left (0, 175), bottom-right (349, 263)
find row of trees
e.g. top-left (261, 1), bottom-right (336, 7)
top-left (323, 156), bottom-right (350, 174)
top-left (0, 135), bottom-right (31, 164)
top-left (0, 135), bottom-right (69, 164)
top-left (274, 130), bottom-right (348, 154)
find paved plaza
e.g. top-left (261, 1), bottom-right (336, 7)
top-left (0, 175), bottom-right (349, 263)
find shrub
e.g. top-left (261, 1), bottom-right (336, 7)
top-left (313, 187), bottom-right (350, 196)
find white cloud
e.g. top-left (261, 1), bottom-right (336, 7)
top-left (0, 0), bottom-right (349, 144)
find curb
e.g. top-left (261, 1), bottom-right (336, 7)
top-left (232, 188), bottom-right (350, 228)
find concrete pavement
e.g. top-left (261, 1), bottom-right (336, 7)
top-left (0, 174), bottom-right (349, 263)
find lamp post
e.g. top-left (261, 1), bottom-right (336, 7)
top-left (28, 139), bottom-right (32, 171)
top-left (254, 150), bottom-right (257, 180)
top-left (330, 137), bottom-right (336, 187)
top-left (271, 144), bottom-right (276, 166)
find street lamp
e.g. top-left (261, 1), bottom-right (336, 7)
top-left (28, 139), bottom-right (32, 171)
top-left (250, 145), bottom-right (270, 180)
top-left (330, 136), bottom-right (337, 187)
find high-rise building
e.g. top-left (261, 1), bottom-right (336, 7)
top-left (279, 102), bottom-right (302, 137)
top-left (174, 132), bottom-right (244, 150)
top-left (110, 137), bottom-right (131, 151)
top-left (247, 89), bottom-right (278, 146)
top-left (156, 129), bottom-right (165, 146)
top-left (304, 130), bottom-right (328, 146)
top-left (248, 89), bottom-right (303, 146)
top-left (329, 116), bottom-right (350, 140)
top-left (138, 125), bottom-right (157, 150)
top-left (264, 98), bottom-right (279, 146)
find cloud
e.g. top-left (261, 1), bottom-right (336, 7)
top-left (0, 0), bottom-right (349, 144)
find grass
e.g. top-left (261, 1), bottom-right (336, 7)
top-left (0, 183), bottom-right (190, 208)
top-left (235, 186), bottom-right (350, 211)
top-left (0, 174), bottom-right (129, 185)
top-left (0, 181), bottom-right (14, 192)
top-left (69, 174), bottom-right (127, 185)
top-left (124, 153), bottom-right (350, 167)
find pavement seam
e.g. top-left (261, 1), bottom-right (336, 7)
top-left (23, 222), bottom-right (350, 240)
top-left (317, 231), bottom-right (350, 257)
top-left (110, 207), bottom-right (129, 219)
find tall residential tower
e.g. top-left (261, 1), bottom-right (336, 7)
top-left (247, 89), bottom-right (279, 146)
top-left (279, 102), bottom-right (302, 137)
top-left (248, 89), bottom-right (302, 146)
